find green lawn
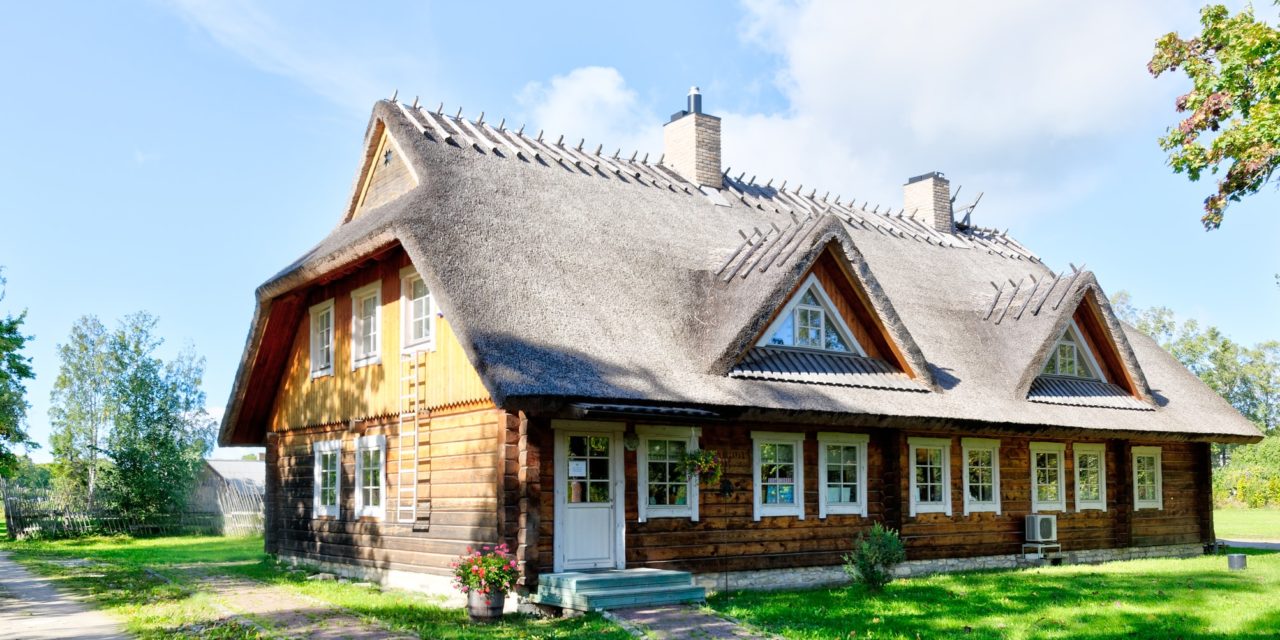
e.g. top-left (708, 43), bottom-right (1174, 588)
top-left (1215, 508), bottom-right (1280, 541)
top-left (709, 549), bottom-right (1280, 640)
top-left (0, 534), bottom-right (628, 640)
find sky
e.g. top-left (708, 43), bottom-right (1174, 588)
top-left (1, 1), bottom-right (1277, 463)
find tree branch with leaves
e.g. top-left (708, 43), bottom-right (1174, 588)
top-left (1149, 4), bottom-right (1280, 228)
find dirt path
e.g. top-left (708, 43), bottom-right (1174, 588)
top-left (0, 551), bottom-right (129, 640)
top-left (607, 605), bottom-right (780, 640)
top-left (169, 567), bottom-right (419, 640)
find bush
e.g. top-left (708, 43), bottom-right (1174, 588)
top-left (1213, 436), bottom-right (1280, 508)
top-left (843, 522), bottom-right (906, 591)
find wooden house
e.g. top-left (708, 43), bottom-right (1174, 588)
top-left (218, 89), bottom-right (1262, 610)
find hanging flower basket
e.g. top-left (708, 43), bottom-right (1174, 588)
top-left (682, 449), bottom-right (724, 485)
top-left (451, 544), bottom-right (518, 621)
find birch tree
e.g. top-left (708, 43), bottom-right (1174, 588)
top-left (49, 315), bottom-right (111, 506)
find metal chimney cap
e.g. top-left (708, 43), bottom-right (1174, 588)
top-left (689, 86), bottom-right (701, 95)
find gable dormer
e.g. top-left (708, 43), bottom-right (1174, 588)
top-left (730, 244), bottom-right (926, 392)
top-left (1026, 288), bottom-right (1153, 411)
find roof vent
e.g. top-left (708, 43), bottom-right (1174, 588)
top-left (663, 87), bottom-right (722, 188)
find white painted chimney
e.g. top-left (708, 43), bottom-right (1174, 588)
top-left (662, 86), bottom-right (722, 187)
top-left (904, 171), bottom-right (953, 233)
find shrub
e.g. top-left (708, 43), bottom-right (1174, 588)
top-left (843, 522), bottom-right (906, 591)
top-left (451, 543), bottom-right (519, 601)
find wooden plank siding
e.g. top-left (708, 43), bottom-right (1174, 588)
top-left (263, 245), bottom-right (504, 577)
top-left (534, 420), bottom-right (1213, 577)
top-left (269, 247), bottom-right (489, 432)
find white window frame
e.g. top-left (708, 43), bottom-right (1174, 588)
top-left (1132, 446), bottom-right (1164, 511)
top-left (961, 438), bottom-right (1001, 516)
top-left (1042, 320), bottom-right (1104, 380)
top-left (1030, 442), bottom-right (1067, 513)
top-left (908, 437), bottom-right (952, 517)
top-left (350, 282), bottom-right (382, 370)
top-left (308, 299), bottom-right (335, 378)
top-left (312, 439), bottom-right (341, 518)
top-left (1074, 442), bottom-right (1108, 512)
top-left (817, 433), bottom-right (868, 519)
top-left (636, 426), bottom-right (701, 523)
top-left (354, 434), bottom-right (386, 519)
top-left (399, 266), bottom-right (436, 353)
top-left (751, 431), bottom-right (806, 521)
top-left (755, 274), bottom-right (867, 356)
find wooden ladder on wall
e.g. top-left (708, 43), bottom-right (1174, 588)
top-left (397, 351), bottom-right (430, 529)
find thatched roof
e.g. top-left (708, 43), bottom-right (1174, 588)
top-left (218, 100), bottom-right (1263, 445)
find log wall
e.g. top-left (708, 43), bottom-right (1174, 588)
top-left (534, 420), bottom-right (1213, 577)
top-left (264, 405), bottom-right (508, 576)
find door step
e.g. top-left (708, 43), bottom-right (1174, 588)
top-left (528, 569), bottom-right (706, 612)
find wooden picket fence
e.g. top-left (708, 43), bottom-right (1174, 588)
top-left (0, 479), bottom-right (264, 540)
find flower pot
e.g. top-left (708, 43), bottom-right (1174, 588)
top-left (467, 590), bottom-right (505, 621)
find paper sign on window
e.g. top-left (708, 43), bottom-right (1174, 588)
top-left (569, 460), bottom-right (587, 478)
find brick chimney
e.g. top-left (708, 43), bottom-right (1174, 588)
top-left (904, 171), bottom-right (953, 233)
top-left (663, 86), bottom-right (722, 187)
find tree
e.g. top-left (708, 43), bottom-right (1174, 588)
top-left (49, 315), bottom-right (111, 505)
top-left (99, 313), bottom-right (214, 516)
top-left (1113, 291), bottom-right (1280, 464)
top-left (1149, 4), bottom-right (1280, 229)
top-left (0, 268), bottom-right (35, 478)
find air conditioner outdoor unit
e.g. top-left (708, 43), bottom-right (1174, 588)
top-left (1026, 514), bottom-right (1058, 542)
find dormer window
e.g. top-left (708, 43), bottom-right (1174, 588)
top-left (760, 275), bottom-right (864, 355)
top-left (1042, 320), bottom-right (1100, 379)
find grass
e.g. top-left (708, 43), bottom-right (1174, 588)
top-left (0, 534), bottom-right (628, 640)
top-left (1215, 508), bottom-right (1280, 541)
top-left (708, 549), bottom-right (1280, 640)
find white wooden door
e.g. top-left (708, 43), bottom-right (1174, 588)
top-left (554, 428), bottom-right (624, 572)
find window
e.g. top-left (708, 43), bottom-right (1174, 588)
top-left (1132, 446), bottom-right (1163, 510)
top-left (312, 440), bottom-right (341, 518)
top-left (817, 433), bottom-right (868, 518)
top-left (759, 274), bottom-right (865, 355)
top-left (309, 300), bottom-right (335, 378)
top-left (1074, 443), bottom-right (1107, 511)
top-left (961, 438), bottom-right (1001, 515)
top-left (1042, 320), bottom-right (1101, 379)
top-left (351, 282), bottom-right (381, 369)
top-left (1030, 442), bottom-right (1066, 512)
top-left (354, 434), bottom-right (385, 518)
top-left (908, 438), bottom-right (951, 516)
top-left (752, 431), bottom-right (806, 521)
top-left (636, 426), bottom-right (700, 522)
top-left (400, 267), bottom-right (435, 352)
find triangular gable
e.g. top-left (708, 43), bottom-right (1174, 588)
top-left (1019, 276), bottom-right (1153, 405)
top-left (719, 222), bottom-right (933, 389)
top-left (343, 120), bottom-right (420, 223)
top-left (757, 272), bottom-right (865, 355)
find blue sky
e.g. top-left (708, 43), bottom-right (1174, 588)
top-left (2, 1), bottom-right (1277, 462)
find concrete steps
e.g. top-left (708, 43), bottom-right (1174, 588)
top-left (529, 569), bottom-right (705, 612)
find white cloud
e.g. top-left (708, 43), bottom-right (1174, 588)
top-left (518, 2), bottom-right (1197, 230)
top-left (166, 0), bottom-right (432, 113)
top-left (517, 67), bottom-right (662, 157)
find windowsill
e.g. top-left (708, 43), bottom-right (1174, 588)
top-left (312, 512), bottom-right (339, 520)
top-left (1031, 506), bottom-right (1066, 513)
top-left (400, 341), bottom-right (436, 355)
top-left (823, 505), bottom-right (865, 517)
top-left (1134, 504), bottom-right (1163, 511)
top-left (351, 357), bottom-right (382, 371)
top-left (310, 370), bottom-right (333, 380)
top-left (964, 505), bottom-right (1000, 515)
top-left (1076, 504), bottom-right (1107, 512)
top-left (641, 510), bottom-right (694, 520)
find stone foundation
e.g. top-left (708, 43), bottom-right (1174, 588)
top-left (692, 543), bottom-right (1206, 593)
top-left (275, 553), bottom-right (524, 612)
